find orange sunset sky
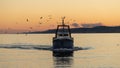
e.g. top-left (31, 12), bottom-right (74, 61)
top-left (0, 0), bottom-right (120, 33)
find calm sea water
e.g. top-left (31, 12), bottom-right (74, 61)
top-left (0, 33), bottom-right (120, 68)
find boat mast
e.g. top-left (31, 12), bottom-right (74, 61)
top-left (62, 17), bottom-right (65, 33)
top-left (62, 16), bottom-right (65, 25)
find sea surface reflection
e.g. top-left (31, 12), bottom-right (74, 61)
top-left (0, 34), bottom-right (120, 68)
top-left (53, 57), bottom-right (73, 68)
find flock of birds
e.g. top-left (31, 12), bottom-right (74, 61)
top-left (25, 16), bottom-right (77, 33)
top-left (25, 15), bottom-right (53, 31)
top-left (3, 15), bottom-right (77, 34)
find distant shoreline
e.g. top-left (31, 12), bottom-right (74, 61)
top-left (1, 26), bottom-right (120, 34)
top-left (26, 26), bottom-right (120, 34)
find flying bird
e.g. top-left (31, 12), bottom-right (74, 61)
top-left (26, 19), bottom-right (29, 22)
top-left (29, 27), bottom-right (33, 29)
top-left (39, 22), bottom-right (42, 24)
top-left (40, 17), bottom-right (43, 19)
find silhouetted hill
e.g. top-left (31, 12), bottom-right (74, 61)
top-left (27, 26), bottom-right (120, 34)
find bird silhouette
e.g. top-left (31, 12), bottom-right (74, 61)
top-left (26, 19), bottom-right (29, 22)
top-left (40, 17), bottom-right (43, 19)
top-left (29, 27), bottom-right (33, 29)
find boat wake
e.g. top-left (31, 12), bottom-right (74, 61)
top-left (0, 44), bottom-right (92, 51)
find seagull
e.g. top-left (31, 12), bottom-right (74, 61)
top-left (40, 17), bottom-right (43, 19)
top-left (26, 19), bottom-right (29, 22)
top-left (29, 27), bottom-right (33, 29)
top-left (39, 22), bottom-right (42, 24)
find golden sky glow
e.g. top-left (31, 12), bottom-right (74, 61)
top-left (1, 0), bottom-right (120, 33)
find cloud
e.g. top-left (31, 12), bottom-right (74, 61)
top-left (81, 22), bottom-right (103, 28)
top-left (71, 23), bottom-right (80, 27)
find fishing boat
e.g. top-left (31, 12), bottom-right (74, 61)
top-left (53, 17), bottom-right (74, 56)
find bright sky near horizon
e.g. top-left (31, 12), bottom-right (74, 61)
top-left (0, 0), bottom-right (120, 33)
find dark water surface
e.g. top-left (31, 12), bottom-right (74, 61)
top-left (0, 34), bottom-right (120, 68)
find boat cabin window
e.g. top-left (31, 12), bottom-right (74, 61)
top-left (59, 34), bottom-right (63, 36)
top-left (64, 34), bottom-right (68, 36)
top-left (58, 33), bottom-right (69, 37)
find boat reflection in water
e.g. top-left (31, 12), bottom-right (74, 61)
top-left (53, 17), bottom-right (74, 57)
top-left (53, 57), bottom-right (73, 68)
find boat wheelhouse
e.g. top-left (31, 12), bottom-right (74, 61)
top-left (53, 17), bottom-right (74, 56)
